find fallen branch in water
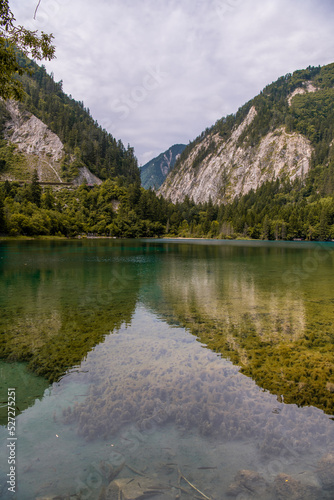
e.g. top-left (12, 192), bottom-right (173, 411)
top-left (179, 471), bottom-right (212, 500)
top-left (125, 464), bottom-right (146, 476)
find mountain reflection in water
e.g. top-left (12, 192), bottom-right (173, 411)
top-left (0, 239), bottom-right (333, 499)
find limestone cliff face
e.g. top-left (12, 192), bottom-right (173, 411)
top-left (72, 165), bottom-right (102, 186)
top-left (287, 81), bottom-right (317, 106)
top-left (3, 100), bottom-right (65, 182)
top-left (159, 105), bottom-right (313, 205)
top-left (5, 100), bottom-right (64, 161)
top-left (1, 100), bottom-right (101, 185)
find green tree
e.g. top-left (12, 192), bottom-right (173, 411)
top-left (0, 194), bottom-right (6, 233)
top-left (261, 215), bottom-right (271, 240)
top-left (41, 187), bottom-right (55, 209)
top-left (30, 169), bottom-right (42, 206)
top-left (0, 0), bottom-right (55, 99)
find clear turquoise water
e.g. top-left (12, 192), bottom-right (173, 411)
top-left (0, 239), bottom-right (333, 499)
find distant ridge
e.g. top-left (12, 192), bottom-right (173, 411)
top-left (140, 144), bottom-right (186, 190)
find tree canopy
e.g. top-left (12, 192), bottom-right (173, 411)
top-left (0, 0), bottom-right (55, 99)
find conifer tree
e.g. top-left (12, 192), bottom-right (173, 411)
top-left (0, 194), bottom-right (6, 233)
top-left (30, 169), bottom-right (42, 206)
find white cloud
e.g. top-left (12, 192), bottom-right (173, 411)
top-left (9, 0), bottom-right (334, 165)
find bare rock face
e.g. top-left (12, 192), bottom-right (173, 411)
top-left (1, 100), bottom-right (102, 186)
top-left (288, 81), bottom-right (318, 106)
top-left (73, 165), bottom-right (103, 186)
top-left (161, 149), bottom-right (174, 176)
top-left (4, 100), bottom-right (64, 161)
top-left (159, 106), bottom-right (313, 205)
top-left (2, 100), bottom-right (64, 182)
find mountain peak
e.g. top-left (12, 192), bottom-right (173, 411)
top-left (140, 143), bottom-right (186, 190)
top-left (158, 62), bottom-right (334, 205)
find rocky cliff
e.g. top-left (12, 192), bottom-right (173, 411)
top-left (159, 104), bottom-right (313, 204)
top-left (0, 99), bottom-right (101, 185)
top-left (157, 60), bottom-right (334, 206)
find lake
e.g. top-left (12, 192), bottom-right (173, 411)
top-left (0, 238), bottom-right (334, 499)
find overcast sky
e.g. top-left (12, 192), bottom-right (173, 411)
top-left (10, 0), bottom-right (334, 166)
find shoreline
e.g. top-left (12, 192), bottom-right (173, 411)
top-left (1, 235), bottom-right (333, 243)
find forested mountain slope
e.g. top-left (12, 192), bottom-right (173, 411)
top-left (140, 144), bottom-right (186, 189)
top-left (0, 55), bottom-right (140, 185)
top-left (0, 98), bottom-right (67, 183)
top-left (159, 63), bottom-right (334, 205)
top-left (2, 60), bottom-right (334, 241)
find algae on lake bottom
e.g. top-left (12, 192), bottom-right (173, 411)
top-left (0, 244), bottom-right (140, 382)
top-left (147, 243), bottom-right (334, 415)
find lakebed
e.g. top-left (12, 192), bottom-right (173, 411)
top-left (0, 238), bottom-right (333, 499)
